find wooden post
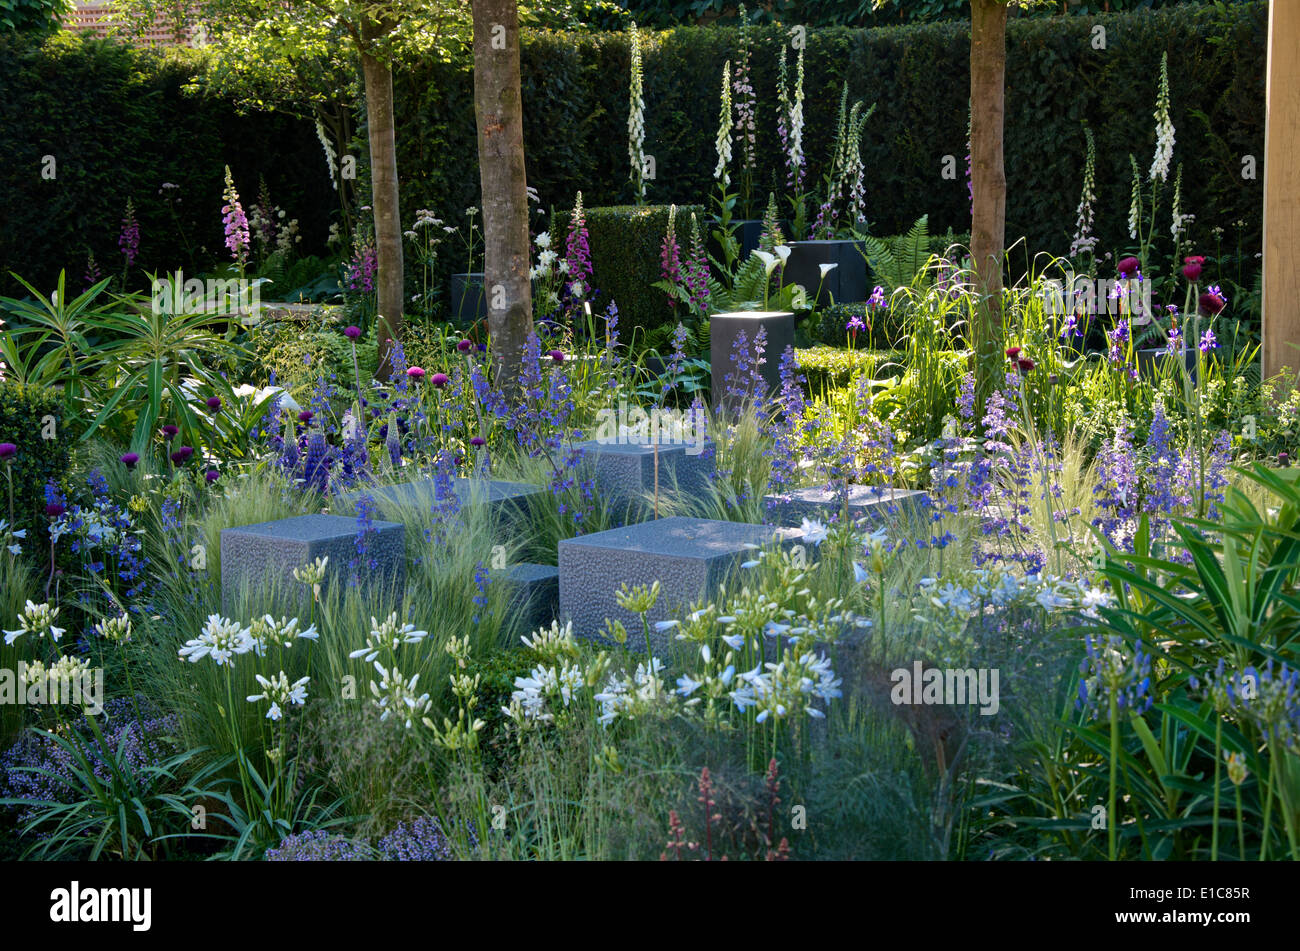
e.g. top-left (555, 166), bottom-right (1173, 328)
top-left (1263, 1), bottom-right (1300, 378)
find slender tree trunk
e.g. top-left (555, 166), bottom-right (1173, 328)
top-left (360, 21), bottom-right (404, 381)
top-left (472, 0), bottom-right (533, 391)
top-left (970, 0), bottom-right (1007, 400)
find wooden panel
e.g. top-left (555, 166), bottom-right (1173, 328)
top-left (1263, 1), bottom-right (1300, 377)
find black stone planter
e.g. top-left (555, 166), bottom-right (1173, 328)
top-left (450, 272), bottom-right (486, 324)
top-left (782, 239), bottom-right (868, 307)
top-left (1136, 346), bottom-right (1200, 383)
top-left (710, 310), bottom-right (795, 410)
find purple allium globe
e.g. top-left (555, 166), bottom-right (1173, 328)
top-left (1182, 256), bottom-right (1204, 282)
top-left (161, 425), bottom-right (179, 441)
top-left (205, 470), bottom-right (220, 484)
top-left (406, 366), bottom-right (426, 381)
top-left (548, 350), bottom-right (565, 364)
top-left (0, 443), bottom-right (16, 460)
top-left (456, 339), bottom-right (473, 353)
top-left (120, 452), bottom-right (139, 469)
top-left (1005, 346), bottom-right (1021, 359)
top-left (1198, 288), bottom-right (1227, 316)
top-left (45, 502), bottom-right (65, 518)
top-left (1017, 357), bottom-right (1036, 373)
top-left (344, 325), bottom-right (362, 340)
top-left (430, 372), bottom-right (448, 388)
top-left (298, 410), bottom-right (313, 424)
top-left (469, 436), bottom-right (486, 448)
top-left (1117, 256), bottom-right (1140, 279)
top-left (205, 396), bottom-right (222, 412)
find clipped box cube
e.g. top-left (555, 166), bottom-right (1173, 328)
top-left (220, 514), bottom-right (404, 616)
top-left (764, 485), bottom-right (930, 526)
top-left (559, 516), bottom-right (801, 653)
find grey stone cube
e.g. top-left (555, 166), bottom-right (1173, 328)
top-left (335, 477), bottom-right (543, 536)
top-left (220, 514), bottom-right (404, 616)
top-left (559, 516), bottom-right (801, 653)
top-left (574, 440), bottom-right (714, 513)
top-left (765, 485), bottom-right (930, 526)
top-left (710, 310), bottom-right (794, 405)
top-left (495, 562), bottom-right (560, 637)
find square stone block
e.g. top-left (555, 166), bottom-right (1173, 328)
top-left (494, 562), bottom-right (560, 637)
top-left (335, 477), bottom-right (543, 534)
top-left (783, 240), bottom-right (868, 306)
top-left (574, 440), bottom-right (714, 511)
top-left (559, 516), bottom-right (801, 653)
top-left (221, 514), bottom-right (404, 616)
top-left (765, 485), bottom-right (930, 526)
top-left (710, 311), bottom-right (794, 404)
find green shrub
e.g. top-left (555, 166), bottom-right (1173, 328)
top-left (807, 302), bottom-right (909, 349)
top-left (557, 203), bottom-right (704, 337)
top-left (795, 346), bottom-right (899, 393)
top-left (249, 318), bottom-right (378, 395)
top-left (0, 381), bottom-right (73, 532)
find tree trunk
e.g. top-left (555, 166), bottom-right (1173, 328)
top-left (472, 0), bottom-right (533, 392)
top-left (970, 0), bottom-right (1007, 400)
top-left (360, 22), bottom-right (404, 381)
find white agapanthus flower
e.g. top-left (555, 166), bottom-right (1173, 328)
top-left (800, 517), bottom-right (828, 545)
top-left (3, 600), bottom-right (65, 646)
top-left (178, 615), bottom-right (252, 666)
top-left (247, 671), bottom-right (310, 720)
top-left (349, 612), bottom-right (429, 662)
top-left (369, 662), bottom-right (430, 729)
top-left (94, 613), bottom-right (132, 644)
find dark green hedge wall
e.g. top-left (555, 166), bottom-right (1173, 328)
top-left (0, 32), bottom-right (334, 295)
top-left (394, 2), bottom-right (1265, 272)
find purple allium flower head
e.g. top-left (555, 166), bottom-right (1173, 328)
top-left (161, 424), bottom-right (179, 440)
top-left (407, 366), bottom-right (426, 381)
top-left (45, 502), bottom-right (65, 518)
top-left (205, 396), bottom-right (222, 412)
top-left (548, 350), bottom-right (564, 364)
top-left (120, 452), bottom-right (139, 469)
top-left (205, 469), bottom-right (219, 484)
top-left (1199, 286), bottom-right (1227, 316)
top-left (470, 436), bottom-right (486, 447)
top-left (298, 410), bottom-right (313, 423)
top-left (344, 325), bottom-right (362, 339)
top-left (1117, 256), bottom-right (1140, 279)
top-left (430, 373), bottom-right (448, 388)
top-left (0, 443), bottom-right (15, 460)
top-left (457, 339), bottom-right (473, 353)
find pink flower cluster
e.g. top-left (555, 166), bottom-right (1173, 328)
top-left (221, 167), bottom-right (249, 268)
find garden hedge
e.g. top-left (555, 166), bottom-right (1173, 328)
top-left (0, 382), bottom-right (73, 533)
top-left (394, 2), bottom-right (1265, 283)
top-left (0, 32), bottom-right (334, 295)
